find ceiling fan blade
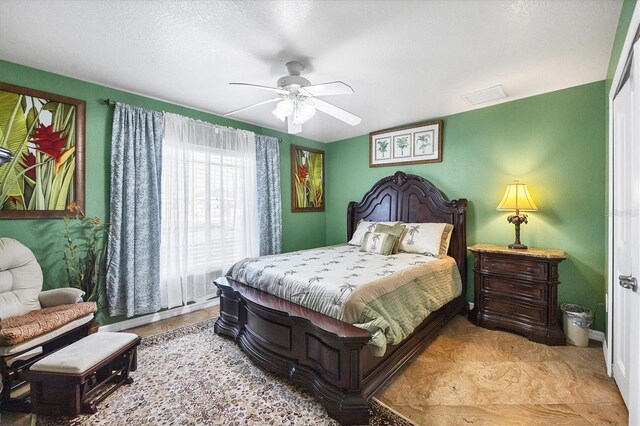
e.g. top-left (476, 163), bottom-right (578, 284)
top-left (287, 118), bottom-right (302, 134)
top-left (229, 82), bottom-right (288, 95)
top-left (300, 81), bottom-right (354, 97)
top-left (310, 98), bottom-right (361, 126)
top-left (224, 97), bottom-right (281, 117)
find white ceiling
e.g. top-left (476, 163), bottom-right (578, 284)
top-left (0, 0), bottom-right (622, 143)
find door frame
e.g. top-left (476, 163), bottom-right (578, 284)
top-left (607, 4), bottom-right (640, 423)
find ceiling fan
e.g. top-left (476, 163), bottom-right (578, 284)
top-left (224, 61), bottom-right (362, 134)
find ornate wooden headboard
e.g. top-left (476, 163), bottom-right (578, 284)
top-left (347, 171), bottom-right (468, 296)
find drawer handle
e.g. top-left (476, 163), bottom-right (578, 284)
top-left (490, 262), bottom-right (497, 267)
top-left (526, 267), bottom-right (533, 272)
top-left (508, 305), bottom-right (516, 313)
top-left (508, 283), bottom-right (516, 289)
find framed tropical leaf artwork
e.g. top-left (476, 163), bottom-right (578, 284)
top-left (369, 120), bottom-right (442, 167)
top-left (0, 83), bottom-right (85, 218)
top-left (291, 144), bottom-right (324, 212)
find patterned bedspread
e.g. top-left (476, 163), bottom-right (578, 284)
top-left (227, 244), bottom-right (462, 356)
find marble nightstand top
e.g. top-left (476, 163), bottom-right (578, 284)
top-left (467, 244), bottom-right (566, 259)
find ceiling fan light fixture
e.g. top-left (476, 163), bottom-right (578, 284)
top-left (229, 60), bottom-right (361, 134)
top-left (272, 94), bottom-right (316, 125)
top-left (272, 97), bottom-right (294, 122)
top-left (292, 99), bottom-right (316, 125)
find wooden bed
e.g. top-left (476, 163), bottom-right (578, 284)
top-left (214, 171), bottom-right (468, 425)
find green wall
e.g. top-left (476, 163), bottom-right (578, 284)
top-left (325, 81), bottom-right (607, 331)
top-left (0, 59), bottom-right (326, 294)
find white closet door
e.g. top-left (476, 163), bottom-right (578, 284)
top-left (612, 41), bottom-right (640, 420)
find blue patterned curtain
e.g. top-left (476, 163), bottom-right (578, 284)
top-left (106, 103), bottom-right (164, 317)
top-left (256, 135), bottom-right (282, 255)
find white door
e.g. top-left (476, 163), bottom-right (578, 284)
top-left (612, 64), bottom-right (633, 406)
top-left (612, 41), bottom-right (640, 422)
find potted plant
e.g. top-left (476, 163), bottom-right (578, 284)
top-left (62, 201), bottom-right (109, 324)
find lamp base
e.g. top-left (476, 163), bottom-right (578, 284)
top-left (508, 242), bottom-right (528, 250)
top-left (506, 213), bottom-right (529, 250)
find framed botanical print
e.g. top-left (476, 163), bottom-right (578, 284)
top-left (291, 144), bottom-right (324, 212)
top-left (369, 120), bottom-right (442, 167)
top-left (0, 82), bottom-right (85, 218)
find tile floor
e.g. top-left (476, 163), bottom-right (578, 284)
top-left (376, 315), bottom-right (628, 425)
top-left (1, 307), bottom-right (628, 426)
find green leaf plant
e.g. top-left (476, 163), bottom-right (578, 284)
top-left (62, 202), bottom-right (110, 322)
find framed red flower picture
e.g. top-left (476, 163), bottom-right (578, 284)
top-left (291, 144), bottom-right (324, 212)
top-left (0, 83), bottom-right (85, 218)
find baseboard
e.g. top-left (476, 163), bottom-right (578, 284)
top-left (589, 329), bottom-right (605, 342)
top-left (98, 298), bottom-right (220, 333)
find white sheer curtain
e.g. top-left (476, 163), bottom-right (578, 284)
top-left (160, 113), bottom-right (258, 309)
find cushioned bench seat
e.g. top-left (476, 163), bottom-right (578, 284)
top-left (27, 332), bottom-right (141, 416)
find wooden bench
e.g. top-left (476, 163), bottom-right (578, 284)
top-left (26, 332), bottom-right (141, 417)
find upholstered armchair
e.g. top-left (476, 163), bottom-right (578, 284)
top-left (0, 237), bottom-right (96, 411)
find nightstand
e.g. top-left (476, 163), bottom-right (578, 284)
top-left (467, 244), bottom-right (566, 345)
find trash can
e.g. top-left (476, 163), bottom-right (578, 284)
top-left (560, 303), bottom-right (593, 347)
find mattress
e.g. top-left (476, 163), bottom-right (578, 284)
top-left (227, 244), bottom-right (462, 355)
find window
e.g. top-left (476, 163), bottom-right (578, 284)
top-left (159, 114), bottom-right (257, 308)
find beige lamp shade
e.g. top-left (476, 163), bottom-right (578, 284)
top-left (496, 181), bottom-right (538, 212)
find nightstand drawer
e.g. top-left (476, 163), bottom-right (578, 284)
top-left (481, 256), bottom-right (547, 280)
top-left (481, 276), bottom-right (545, 302)
top-left (483, 297), bottom-right (546, 323)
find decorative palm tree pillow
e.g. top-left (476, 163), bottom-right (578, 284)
top-left (348, 220), bottom-right (402, 246)
top-left (373, 223), bottom-right (406, 253)
top-left (397, 223), bottom-right (454, 258)
top-left (359, 231), bottom-right (398, 255)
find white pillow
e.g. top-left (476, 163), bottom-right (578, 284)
top-left (397, 223), bottom-right (454, 258)
top-left (348, 220), bottom-right (401, 246)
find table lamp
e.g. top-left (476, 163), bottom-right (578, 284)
top-left (496, 180), bottom-right (538, 249)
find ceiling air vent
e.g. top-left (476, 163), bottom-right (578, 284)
top-left (461, 85), bottom-right (507, 106)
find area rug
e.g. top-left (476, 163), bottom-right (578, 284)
top-left (37, 318), bottom-right (414, 425)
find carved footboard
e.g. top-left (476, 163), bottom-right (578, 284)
top-left (215, 277), bottom-right (373, 425)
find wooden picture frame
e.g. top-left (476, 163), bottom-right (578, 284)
top-left (291, 144), bottom-right (324, 212)
top-left (369, 120), bottom-right (442, 167)
top-left (0, 82), bottom-right (85, 219)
